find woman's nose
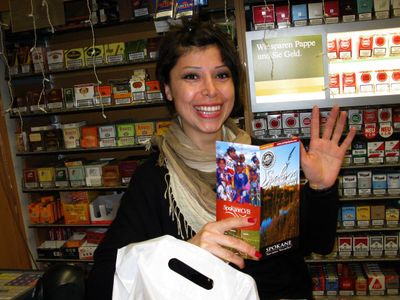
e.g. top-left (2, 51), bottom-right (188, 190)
top-left (201, 77), bottom-right (217, 98)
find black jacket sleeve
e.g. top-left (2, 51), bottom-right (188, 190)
top-left (299, 181), bottom-right (339, 256)
top-left (86, 153), bottom-right (177, 300)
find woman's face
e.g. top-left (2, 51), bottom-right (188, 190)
top-left (164, 45), bottom-right (235, 143)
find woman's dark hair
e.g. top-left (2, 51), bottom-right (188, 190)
top-left (156, 18), bottom-right (244, 117)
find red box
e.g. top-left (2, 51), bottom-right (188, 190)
top-left (327, 38), bottom-right (338, 59)
top-left (324, 0), bottom-right (340, 17)
top-left (275, 5), bottom-right (290, 27)
top-left (342, 72), bottom-right (356, 94)
top-left (81, 126), bottom-right (99, 148)
top-left (339, 37), bottom-right (352, 59)
top-left (252, 4), bottom-right (275, 28)
top-left (329, 73), bottom-right (340, 94)
top-left (359, 36), bottom-right (373, 58)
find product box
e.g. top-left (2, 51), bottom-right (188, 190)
top-left (369, 235), bottom-right (384, 256)
top-left (393, 0), bottom-right (400, 17)
top-left (84, 162), bottom-right (107, 187)
top-left (62, 122), bottom-right (86, 149)
top-left (102, 164), bottom-right (120, 187)
top-left (342, 72), bottom-right (356, 94)
top-left (324, 0), bottom-right (340, 23)
top-left (299, 112), bottom-right (312, 135)
top-left (81, 126), bottom-right (99, 148)
top-left (37, 240), bottom-right (65, 259)
top-left (368, 141), bottom-right (385, 164)
top-left (46, 88), bottom-right (64, 110)
top-left (384, 235), bottom-right (399, 256)
top-left (74, 83), bottom-right (95, 107)
top-left (252, 118), bottom-right (267, 137)
top-left (119, 160), bottom-right (140, 185)
top-left (60, 191), bottom-right (98, 224)
top-left (31, 47), bottom-right (47, 73)
top-left (18, 46), bottom-right (32, 74)
top-left (387, 173), bottom-right (400, 195)
top-left (28, 130), bottom-right (45, 152)
top-left (84, 45), bottom-right (105, 66)
top-left (94, 85), bottom-right (113, 106)
top-left (373, 35), bottom-right (388, 57)
top-left (130, 69), bottom-right (146, 102)
top-left (216, 139), bottom-right (300, 259)
top-left (116, 123), bottom-right (135, 138)
top-left (37, 167), bottom-right (56, 188)
top-left (329, 73), bottom-right (340, 95)
top-left (308, 3), bottom-right (323, 25)
top-left (145, 80), bottom-right (163, 101)
top-left (89, 194), bottom-right (122, 224)
top-left (147, 37), bottom-right (161, 59)
top-left (64, 48), bottom-right (85, 69)
top-left (378, 107), bottom-right (392, 123)
top-left (393, 107), bottom-right (400, 130)
top-left (55, 167), bottom-right (69, 188)
top-left (343, 175), bottom-right (357, 196)
top-left (47, 49), bottom-right (64, 71)
top-left (291, 4), bottom-right (308, 26)
top-left (111, 80), bottom-right (132, 105)
top-left (385, 140), bottom-right (399, 163)
top-left (125, 39), bottom-right (147, 61)
top-left (353, 236), bottom-right (369, 256)
top-left (372, 174), bottom-right (387, 195)
top-left (390, 34), bottom-right (400, 55)
top-left (327, 38), bottom-right (338, 59)
top-left (23, 169), bottom-right (39, 188)
top-left (357, 171), bottom-right (372, 195)
top-left (342, 206), bottom-right (356, 227)
top-left (27, 90), bottom-right (46, 112)
top-left (267, 114), bottom-right (282, 137)
top-left (374, 0), bottom-right (390, 19)
top-left (348, 109), bottom-right (363, 131)
top-left (98, 125), bottom-right (116, 140)
top-left (386, 208), bottom-right (400, 226)
top-left (338, 236), bottom-right (352, 256)
top-left (359, 36), bottom-right (373, 58)
top-left (156, 121), bottom-right (172, 136)
top-left (371, 205), bottom-right (385, 226)
top-left (13, 96), bottom-right (29, 114)
top-left (62, 232), bottom-right (87, 259)
top-left (282, 113), bottom-right (299, 136)
top-left (391, 70), bottom-right (400, 92)
top-left (135, 122), bottom-right (155, 144)
top-left (382, 267), bottom-right (400, 295)
top-left (356, 0), bottom-right (373, 20)
top-left (275, 5), bottom-right (290, 28)
top-left (252, 4), bottom-right (275, 30)
top-left (356, 206), bottom-right (371, 227)
top-left (78, 241), bottom-right (98, 260)
top-left (104, 42), bottom-right (125, 64)
top-left (338, 37), bottom-right (353, 59)
top-left (352, 141), bottom-right (367, 164)
top-left (65, 161), bottom-right (86, 187)
top-left (62, 87), bottom-right (75, 109)
top-left (358, 71), bottom-right (374, 93)
top-left (340, 0), bottom-right (357, 22)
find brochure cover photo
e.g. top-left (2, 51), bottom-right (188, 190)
top-left (216, 138), bottom-right (300, 258)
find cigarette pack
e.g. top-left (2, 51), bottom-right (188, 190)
top-left (348, 109), bottom-right (363, 131)
top-left (374, 0), bottom-right (390, 19)
top-left (353, 236), bottom-right (369, 256)
top-left (145, 80), bottom-right (163, 101)
top-left (111, 80), bottom-right (132, 105)
top-left (386, 208), bottom-right (400, 226)
top-left (343, 175), bottom-right (357, 197)
top-left (84, 45), bottom-right (105, 66)
top-left (324, 0), bottom-right (340, 23)
top-left (84, 162), bottom-right (107, 187)
top-left (369, 235), bottom-right (384, 256)
top-left (291, 4), bottom-right (308, 26)
top-left (393, 0), bottom-right (400, 17)
top-left (64, 48), bottom-right (85, 69)
top-left (356, 0), bottom-right (373, 20)
top-left (102, 165), bottom-right (120, 187)
top-left (117, 123), bottom-right (135, 137)
top-left (358, 71), bottom-right (374, 93)
top-left (384, 235), bottom-right (399, 256)
top-left (308, 3), bottom-right (323, 25)
top-left (46, 88), bottom-right (64, 110)
top-left (216, 138), bottom-right (300, 259)
top-left (338, 236), bottom-right (352, 256)
top-left (394, 107), bottom-right (400, 130)
top-left (24, 169), bottom-right (39, 188)
top-left (267, 114), bottom-right (282, 137)
top-left (55, 167), bottom-right (69, 188)
top-left (66, 163), bottom-right (86, 187)
top-left (31, 47), bottom-right (47, 73)
top-left (252, 4), bottom-right (275, 30)
top-left (340, 0), bottom-right (357, 22)
top-left (104, 42), bottom-right (125, 64)
top-left (94, 85), bottom-right (112, 106)
top-left (356, 206), bottom-right (371, 227)
top-left (47, 49), bottom-right (64, 71)
top-left (372, 174), bottom-right (387, 195)
top-left (387, 173), bottom-right (400, 195)
top-left (359, 36), bottom-right (373, 58)
top-left (371, 205), bottom-right (385, 226)
top-left (81, 126), bottom-right (99, 148)
top-left (130, 69), bottom-right (146, 102)
top-left (275, 5), bottom-right (290, 28)
top-left (156, 121), bottom-right (172, 136)
top-left (327, 39), bottom-right (338, 59)
top-left (373, 35), bottom-right (388, 57)
top-left (299, 112), bottom-right (312, 136)
top-left (385, 140), bottom-right (400, 163)
top-left (368, 142), bottom-right (385, 164)
top-left (62, 88), bottom-right (75, 109)
top-left (37, 167), bottom-right (56, 188)
top-left (352, 140), bottom-right (367, 164)
top-left (125, 39), bottom-right (147, 61)
top-left (282, 113), bottom-right (299, 136)
top-left (342, 206), bottom-right (356, 227)
top-left (252, 118), bottom-right (267, 137)
top-left (357, 171), bottom-right (371, 195)
top-left (378, 108), bottom-right (392, 123)
top-left (74, 84), bottom-right (95, 107)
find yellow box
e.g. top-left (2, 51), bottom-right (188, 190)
top-left (135, 122), bottom-right (155, 136)
top-left (104, 42), bottom-right (125, 63)
top-left (64, 48), bottom-right (85, 69)
top-left (356, 206), bottom-right (371, 221)
top-left (156, 121), bottom-right (172, 136)
top-left (62, 203), bottom-right (90, 224)
top-left (84, 45), bottom-right (105, 65)
top-left (37, 167), bottom-right (55, 187)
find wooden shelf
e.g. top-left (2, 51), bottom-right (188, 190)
top-left (29, 223), bottom-right (110, 228)
top-left (306, 256), bottom-right (400, 263)
top-left (9, 101), bottom-right (166, 118)
top-left (16, 144), bottom-right (147, 156)
top-left (339, 195), bottom-right (400, 202)
top-left (23, 185), bottom-right (127, 193)
top-left (336, 226), bottom-right (400, 233)
top-left (36, 258), bottom-right (93, 263)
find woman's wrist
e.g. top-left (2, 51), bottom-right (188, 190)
top-left (308, 182), bottom-right (331, 192)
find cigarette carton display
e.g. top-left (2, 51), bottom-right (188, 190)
top-left (385, 140), bottom-right (399, 163)
top-left (370, 235), bottom-right (384, 256)
top-left (64, 48), bottom-right (85, 69)
top-left (353, 236), bottom-right (369, 257)
top-left (324, 0), bottom-right (340, 23)
top-left (387, 173), bottom-right (400, 195)
top-left (47, 49), bottom-right (64, 71)
top-left (370, 205), bottom-right (385, 226)
top-left (372, 174), bottom-right (387, 195)
top-left (384, 235), bottom-right (399, 256)
top-left (216, 139), bottom-right (300, 259)
top-left (374, 0), bottom-right (390, 19)
top-left (368, 142), bottom-right (385, 164)
top-left (307, 3), bottom-right (323, 25)
top-left (357, 171), bottom-right (372, 195)
top-left (252, 5), bottom-right (275, 30)
top-left (291, 4), bottom-right (308, 26)
top-left (356, 0), bottom-right (373, 21)
top-left (342, 206), bottom-right (356, 227)
top-left (104, 42), bottom-right (125, 64)
top-left (338, 236), bottom-right (352, 256)
top-left (386, 208), bottom-right (400, 226)
top-left (74, 84), bottom-right (95, 107)
top-left (356, 206), bottom-right (371, 227)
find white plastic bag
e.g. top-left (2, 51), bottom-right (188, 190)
top-left (112, 235), bottom-right (259, 300)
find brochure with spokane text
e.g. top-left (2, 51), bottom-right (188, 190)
top-left (216, 138), bottom-right (300, 259)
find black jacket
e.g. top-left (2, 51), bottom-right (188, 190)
top-left (87, 151), bottom-right (339, 300)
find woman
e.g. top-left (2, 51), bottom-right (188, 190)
top-left (87, 19), bottom-right (356, 299)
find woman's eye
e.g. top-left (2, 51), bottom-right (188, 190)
top-left (217, 72), bottom-right (231, 79)
top-left (183, 73), bottom-right (198, 80)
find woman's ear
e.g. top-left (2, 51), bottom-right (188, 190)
top-left (164, 85), bottom-right (173, 102)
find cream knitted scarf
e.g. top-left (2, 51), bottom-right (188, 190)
top-left (151, 118), bottom-right (251, 239)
